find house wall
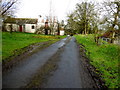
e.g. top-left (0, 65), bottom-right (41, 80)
top-left (60, 30), bottom-right (65, 36)
top-left (12, 24), bottom-right (18, 31)
top-left (5, 23), bottom-right (11, 31)
top-left (24, 24), bottom-right (37, 33)
top-left (5, 23), bottom-right (18, 32)
top-left (5, 23), bottom-right (37, 33)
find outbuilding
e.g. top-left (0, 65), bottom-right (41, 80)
top-left (3, 17), bottom-right (38, 33)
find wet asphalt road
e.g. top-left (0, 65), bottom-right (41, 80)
top-left (43, 37), bottom-right (82, 88)
top-left (3, 36), bottom-right (92, 88)
top-left (3, 37), bottom-right (69, 88)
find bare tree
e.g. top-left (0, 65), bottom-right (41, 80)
top-left (1, 0), bottom-right (19, 17)
top-left (1, 0), bottom-right (20, 32)
top-left (100, 0), bottom-right (120, 43)
top-left (66, 2), bottom-right (98, 35)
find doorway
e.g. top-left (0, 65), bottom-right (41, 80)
top-left (19, 25), bottom-right (22, 32)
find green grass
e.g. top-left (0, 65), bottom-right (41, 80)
top-left (2, 32), bottom-right (66, 61)
top-left (75, 34), bottom-right (120, 88)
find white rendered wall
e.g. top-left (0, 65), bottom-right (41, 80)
top-left (25, 24), bottom-right (36, 33)
top-left (60, 30), bottom-right (64, 36)
top-left (5, 23), bottom-right (18, 32)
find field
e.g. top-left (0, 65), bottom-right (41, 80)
top-left (75, 34), bottom-right (120, 88)
top-left (2, 32), bottom-right (66, 61)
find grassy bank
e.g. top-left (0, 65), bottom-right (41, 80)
top-left (75, 34), bottom-right (119, 88)
top-left (2, 32), bottom-right (66, 61)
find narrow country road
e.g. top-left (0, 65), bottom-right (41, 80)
top-left (3, 36), bottom-right (96, 88)
top-left (43, 37), bottom-right (82, 88)
top-left (3, 37), bottom-right (69, 88)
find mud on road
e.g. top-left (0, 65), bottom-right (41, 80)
top-left (3, 36), bottom-right (104, 88)
top-left (2, 40), bottom-right (58, 72)
top-left (3, 37), bottom-right (70, 88)
top-left (25, 37), bottom-right (101, 88)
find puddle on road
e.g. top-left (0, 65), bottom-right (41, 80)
top-left (57, 37), bottom-right (69, 48)
top-left (58, 42), bottom-right (65, 47)
top-left (3, 37), bottom-right (70, 88)
top-left (62, 38), bottom-right (67, 41)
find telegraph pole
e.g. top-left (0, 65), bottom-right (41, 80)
top-left (49, 0), bottom-right (52, 34)
top-left (57, 20), bottom-right (60, 35)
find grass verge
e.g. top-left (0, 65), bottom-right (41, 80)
top-left (75, 34), bottom-right (119, 88)
top-left (2, 32), bottom-right (66, 62)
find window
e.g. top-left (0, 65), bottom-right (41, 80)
top-left (31, 25), bottom-right (35, 29)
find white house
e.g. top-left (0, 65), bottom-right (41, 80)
top-left (59, 26), bottom-right (65, 36)
top-left (3, 18), bottom-right (38, 33)
top-left (60, 30), bottom-right (65, 35)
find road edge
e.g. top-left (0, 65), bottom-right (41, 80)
top-left (2, 40), bottom-right (60, 73)
top-left (76, 41), bottom-right (107, 88)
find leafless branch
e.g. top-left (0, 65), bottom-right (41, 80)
top-left (1, 0), bottom-right (18, 16)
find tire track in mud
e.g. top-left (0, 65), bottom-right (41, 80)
top-left (27, 37), bottom-right (98, 88)
top-left (3, 36), bottom-right (101, 88)
top-left (31, 37), bottom-right (99, 88)
top-left (3, 37), bottom-right (71, 88)
top-left (42, 37), bottom-right (82, 88)
top-left (24, 37), bottom-right (72, 88)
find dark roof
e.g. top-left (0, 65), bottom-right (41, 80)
top-left (4, 18), bottom-right (38, 24)
top-left (100, 30), bottom-right (120, 38)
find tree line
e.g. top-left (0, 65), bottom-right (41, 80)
top-left (65, 0), bottom-right (120, 35)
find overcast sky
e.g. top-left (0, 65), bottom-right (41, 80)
top-left (15, 0), bottom-right (112, 21)
top-left (16, 0), bottom-right (79, 21)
